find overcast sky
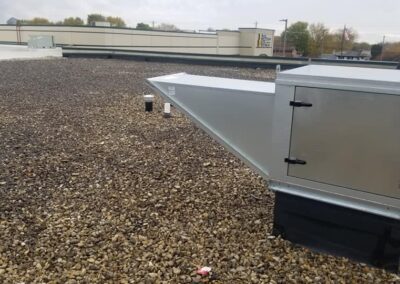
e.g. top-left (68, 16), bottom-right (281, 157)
top-left (1, 0), bottom-right (399, 43)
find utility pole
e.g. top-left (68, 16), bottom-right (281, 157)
top-left (340, 25), bottom-right (346, 57)
top-left (321, 32), bottom-right (325, 55)
top-left (255, 21), bottom-right (258, 28)
top-left (280, 19), bottom-right (288, 57)
top-left (380, 35), bottom-right (386, 61)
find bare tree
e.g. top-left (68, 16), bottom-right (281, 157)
top-left (136, 23), bottom-right (152, 30)
top-left (63, 17), bottom-right (84, 26)
top-left (308, 23), bottom-right (329, 56)
top-left (87, 14), bottom-right (106, 25)
top-left (106, 16), bottom-right (126, 28)
top-left (156, 23), bottom-right (180, 31)
top-left (19, 17), bottom-right (52, 25)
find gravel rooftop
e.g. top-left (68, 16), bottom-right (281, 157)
top-left (0, 58), bottom-right (399, 283)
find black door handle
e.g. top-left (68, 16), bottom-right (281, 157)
top-left (285, 158), bottom-right (307, 165)
top-left (290, 101), bottom-right (313, 107)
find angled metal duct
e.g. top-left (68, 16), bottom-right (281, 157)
top-left (148, 73), bottom-right (276, 179)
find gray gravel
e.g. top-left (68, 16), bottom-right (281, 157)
top-left (0, 58), bottom-right (398, 283)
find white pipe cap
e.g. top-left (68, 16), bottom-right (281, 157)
top-left (164, 103), bottom-right (171, 113)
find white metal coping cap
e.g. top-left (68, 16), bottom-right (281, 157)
top-left (143, 94), bottom-right (154, 102)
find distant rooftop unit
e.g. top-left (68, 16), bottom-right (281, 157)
top-left (93, 21), bottom-right (111, 27)
top-left (321, 50), bottom-right (371, 61)
top-left (28, 35), bottom-right (55, 49)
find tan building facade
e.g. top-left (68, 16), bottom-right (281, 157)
top-left (0, 25), bottom-right (274, 56)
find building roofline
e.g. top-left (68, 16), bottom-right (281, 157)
top-left (239, 27), bottom-right (275, 32)
top-left (0, 24), bottom-right (214, 36)
top-left (0, 24), bottom-right (277, 35)
top-left (216, 30), bottom-right (240, 33)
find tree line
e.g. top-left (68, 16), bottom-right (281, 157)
top-left (377, 42), bottom-right (400, 61)
top-left (278, 21), bottom-right (398, 60)
top-left (279, 21), bottom-right (363, 57)
top-left (15, 14), bottom-right (180, 31)
top-left (17, 14), bottom-right (126, 27)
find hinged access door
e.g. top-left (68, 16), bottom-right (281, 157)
top-left (287, 86), bottom-right (400, 199)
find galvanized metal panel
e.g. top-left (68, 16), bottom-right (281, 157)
top-left (28, 35), bottom-right (54, 48)
top-left (148, 69), bottom-right (400, 219)
top-left (276, 65), bottom-right (400, 95)
top-left (281, 65), bottom-right (400, 83)
top-left (288, 87), bottom-right (400, 199)
top-left (147, 73), bottom-right (276, 177)
top-left (269, 87), bottom-right (400, 220)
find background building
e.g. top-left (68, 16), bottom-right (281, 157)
top-left (0, 25), bottom-right (274, 56)
top-left (320, 50), bottom-right (371, 60)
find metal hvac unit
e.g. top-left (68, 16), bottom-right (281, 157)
top-left (28, 35), bottom-right (55, 49)
top-left (148, 65), bottom-right (400, 271)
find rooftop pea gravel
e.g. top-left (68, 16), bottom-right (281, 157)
top-left (0, 58), bottom-right (399, 283)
